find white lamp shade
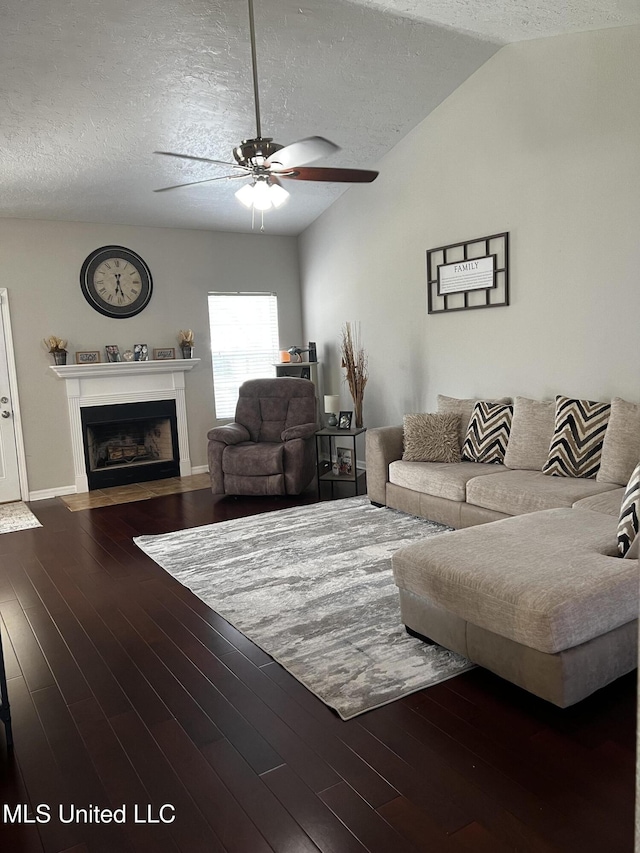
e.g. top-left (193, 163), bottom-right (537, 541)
top-left (235, 180), bottom-right (290, 211)
top-left (324, 395), bottom-right (340, 414)
top-left (235, 183), bottom-right (256, 209)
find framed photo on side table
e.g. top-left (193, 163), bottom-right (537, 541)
top-left (75, 351), bottom-right (100, 364)
top-left (338, 411), bottom-right (353, 430)
top-left (337, 447), bottom-right (353, 475)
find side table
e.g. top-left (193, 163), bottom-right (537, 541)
top-left (315, 427), bottom-right (366, 499)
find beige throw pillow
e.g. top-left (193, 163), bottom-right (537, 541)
top-left (503, 397), bottom-right (556, 471)
top-left (597, 397), bottom-right (640, 485)
top-left (437, 394), bottom-right (512, 449)
top-left (402, 413), bottom-right (461, 463)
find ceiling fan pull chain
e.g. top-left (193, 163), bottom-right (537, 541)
top-left (247, 0), bottom-right (262, 139)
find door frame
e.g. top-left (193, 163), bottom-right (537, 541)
top-left (0, 289), bottom-right (28, 500)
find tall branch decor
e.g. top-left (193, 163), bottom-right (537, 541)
top-left (340, 322), bottom-right (368, 429)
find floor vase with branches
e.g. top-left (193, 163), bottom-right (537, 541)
top-left (341, 322), bottom-right (368, 429)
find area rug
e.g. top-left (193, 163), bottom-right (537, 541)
top-left (134, 497), bottom-right (473, 719)
top-left (0, 501), bottom-right (42, 534)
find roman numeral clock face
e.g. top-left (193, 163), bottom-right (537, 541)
top-left (80, 246), bottom-right (153, 318)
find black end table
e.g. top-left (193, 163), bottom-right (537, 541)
top-left (315, 427), bottom-right (366, 499)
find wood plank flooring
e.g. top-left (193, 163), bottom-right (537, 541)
top-left (0, 488), bottom-right (636, 852)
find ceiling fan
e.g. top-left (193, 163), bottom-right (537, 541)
top-left (153, 0), bottom-right (378, 224)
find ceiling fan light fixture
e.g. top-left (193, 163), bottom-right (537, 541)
top-left (234, 178), bottom-right (289, 211)
top-left (268, 181), bottom-right (290, 208)
top-left (235, 182), bottom-right (258, 209)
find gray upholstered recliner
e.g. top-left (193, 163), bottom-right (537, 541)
top-left (207, 377), bottom-right (318, 496)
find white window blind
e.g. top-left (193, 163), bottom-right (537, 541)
top-left (208, 292), bottom-right (280, 419)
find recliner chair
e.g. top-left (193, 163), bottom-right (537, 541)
top-left (207, 377), bottom-right (318, 496)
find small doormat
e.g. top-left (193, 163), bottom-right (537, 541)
top-left (134, 497), bottom-right (473, 720)
top-left (0, 501), bottom-right (42, 534)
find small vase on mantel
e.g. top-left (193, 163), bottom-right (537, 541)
top-left (178, 329), bottom-right (195, 359)
top-left (53, 350), bottom-right (67, 366)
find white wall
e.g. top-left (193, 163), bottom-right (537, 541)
top-left (299, 26), bottom-right (640, 425)
top-left (0, 218), bottom-right (301, 494)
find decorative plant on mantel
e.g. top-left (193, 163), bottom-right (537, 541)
top-left (178, 329), bottom-right (195, 358)
top-left (44, 336), bottom-right (68, 365)
top-left (340, 322), bottom-right (368, 429)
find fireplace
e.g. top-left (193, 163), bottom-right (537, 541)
top-left (51, 358), bottom-right (198, 493)
top-left (81, 400), bottom-right (180, 489)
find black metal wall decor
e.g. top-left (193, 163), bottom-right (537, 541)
top-left (427, 232), bottom-right (509, 314)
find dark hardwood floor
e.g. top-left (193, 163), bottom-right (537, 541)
top-left (0, 487), bottom-right (636, 852)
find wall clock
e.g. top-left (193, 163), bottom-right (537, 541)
top-left (80, 246), bottom-right (153, 318)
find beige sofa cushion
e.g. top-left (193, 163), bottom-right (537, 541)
top-left (466, 469), bottom-right (619, 516)
top-left (388, 460), bottom-right (506, 502)
top-left (402, 413), bottom-right (461, 463)
top-left (572, 488), bottom-right (625, 517)
top-left (503, 397), bottom-right (555, 471)
top-left (392, 508), bottom-right (633, 654)
top-left (437, 394), bottom-right (511, 449)
top-left (597, 397), bottom-right (640, 485)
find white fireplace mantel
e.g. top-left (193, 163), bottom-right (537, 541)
top-left (51, 359), bottom-right (200, 493)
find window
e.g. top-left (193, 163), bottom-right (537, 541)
top-left (208, 292), bottom-right (280, 419)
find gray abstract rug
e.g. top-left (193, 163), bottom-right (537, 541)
top-left (134, 497), bottom-right (473, 719)
top-left (0, 501), bottom-right (41, 534)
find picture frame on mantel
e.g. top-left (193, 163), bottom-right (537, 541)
top-left (75, 351), bottom-right (100, 365)
top-left (153, 347), bottom-right (176, 360)
top-left (427, 232), bottom-right (509, 314)
top-left (104, 345), bottom-right (121, 363)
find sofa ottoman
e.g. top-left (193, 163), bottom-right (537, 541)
top-left (392, 508), bottom-right (638, 706)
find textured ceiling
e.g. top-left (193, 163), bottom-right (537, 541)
top-left (347, 0), bottom-right (640, 42)
top-left (1, 0), bottom-right (638, 236)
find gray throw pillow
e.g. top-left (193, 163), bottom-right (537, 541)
top-left (618, 460), bottom-right (640, 557)
top-left (402, 413), bottom-right (461, 463)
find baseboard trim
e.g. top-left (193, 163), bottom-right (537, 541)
top-left (29, 485), bottom-right (77, 502)
top-left (190, 465), bottom-right (209, 475)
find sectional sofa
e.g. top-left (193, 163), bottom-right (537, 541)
top-left (366, 395), bottom-right (640, 706)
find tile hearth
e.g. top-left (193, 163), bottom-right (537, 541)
top-left (60, 472), bottom-right (211, 511)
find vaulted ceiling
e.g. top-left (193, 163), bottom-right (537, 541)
top-left (2, 0), bottom-right (637, 235)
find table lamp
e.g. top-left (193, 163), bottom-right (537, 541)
top-left (324, 395), bottom-right (340, 427)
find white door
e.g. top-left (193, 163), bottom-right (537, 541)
top-left (0, 291), bottom-right (22, 503)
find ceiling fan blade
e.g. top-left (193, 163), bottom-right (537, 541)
top-left (154, 150), bottom-right (245, 169)
top-left (154, 174), bottom-right (249, 193)
top-left (277, 166), bottom-right (378, 183)
top-left (266, 136), bottom-right (340, 169)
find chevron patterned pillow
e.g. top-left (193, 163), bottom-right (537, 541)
top-left (542, 396), bottom-right (611, 479)
top-left (617, 461), bottom-right (640, 557)
top-left (461, 401), bottom-right (513, 464)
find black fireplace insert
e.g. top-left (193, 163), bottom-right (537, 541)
top-left (81, 400), bottom-right (180, 490)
